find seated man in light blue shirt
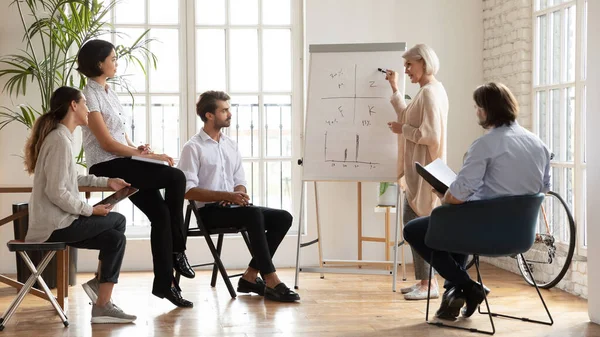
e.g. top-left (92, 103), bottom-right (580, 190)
top-left (404, 82), bottom-right (551, 320)
top-left (178, 91), bottom-right (300, 302)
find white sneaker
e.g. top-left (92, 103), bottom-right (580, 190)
top-left (404, 287), bottom-right (439, 300)
top-left (91, 302), bottom-right (136, 324)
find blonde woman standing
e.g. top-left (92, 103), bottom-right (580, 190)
top-left (385, 44), bottom-right (448, 300)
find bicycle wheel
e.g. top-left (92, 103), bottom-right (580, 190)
top-left (516, 191), bottom-right (576, 289)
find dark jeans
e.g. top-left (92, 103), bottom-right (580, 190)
top-left (197, 205), bottom-right (293, 275)
top-left (403, 216), bottom-right (473, 291)
top-left (47, 213), bottom-right (126, 284)
top-left (90, 158), bottom-right (187, 295)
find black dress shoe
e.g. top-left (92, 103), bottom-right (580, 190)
top-left (435, 287), bottom-right (466, 321)
top-left (237, 277), bottom-right (266, 296)
top-left (264, 283), bottom-right (300, 302)
top-left (461, 283), bottom-right (491, 318)
top-left (174, 252), bottom-right (195, 279)
top-left (163, 287), bottom-right (194, 308)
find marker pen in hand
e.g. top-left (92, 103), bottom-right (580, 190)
top-left (377, 68), bottom-right (388, 74)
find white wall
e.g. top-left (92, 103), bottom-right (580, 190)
top-left (586, 0), bottom-right (600, 324)
top-left (0, 1), bottom-right (484, 278)
top-left (305, 0), bottom-right (483, 265)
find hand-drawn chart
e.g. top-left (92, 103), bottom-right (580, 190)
top-left (303, 43), bottom-right (406, 182)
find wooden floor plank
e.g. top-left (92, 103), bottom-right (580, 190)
top-left (0, 263), bottom-right (597, 336)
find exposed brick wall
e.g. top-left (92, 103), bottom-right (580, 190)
top-left (482, 0), bottom-right (533, 128)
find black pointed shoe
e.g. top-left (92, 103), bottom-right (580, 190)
top-left (174, 252), bottom-right (195, 279)
top-left (435, 287), bottom-right (466, 321)
top-left (237, 277), bottom-right (266, 296)
top-left (264, 283), bottom-right (300, 302)
top-left (461, 283), bottom-right (491, 318)
top-left (164, 287), bottom-right (194, 308)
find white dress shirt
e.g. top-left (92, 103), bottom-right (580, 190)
top-left (177, 129), bottom-right (247, 207)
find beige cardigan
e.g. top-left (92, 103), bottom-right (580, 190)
top-left (391, 82), bottom-right (448, 216)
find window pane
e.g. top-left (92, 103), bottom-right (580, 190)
top-left (229, 96), bottom-right (259, 158)
top-left (537, 0), bottom-right (548, 10)
top-left (551, 10), bottom-right (561, 84)
top-left (264, 95), bottom-right (292, 157)
top-left (566, 87), bottom-right (574, 162)
top-left (150, 96), bottom-right (180, 158)
top-left (551, 89), bottom-right (562, 160)
top-left (263, 0), bottom-right (291, 25)
top-left (115, 0), bottom-right (145, 24)
top-left (537, 15), bottom-right (548, 85)
top-left (196, 29), bottom-right (226, 92)
top-left (230, 29), bottom-right (258, 92)
top-left (566, 6), bottom-right (575, 82)
top-left (584, 170), bottom-right (587, 246)
top-left (583, 85), bottom-right (587, 163)
top-left (265, 161), bottom-right (292, 212)
top-left (196, 0), bottom-right (225, 25)
top-left (263, 29), bottom-right (291, 92)
top-left (243, 161), bottom-right (260, 205)
top-left (150, 29), bottom-right (179, 93)
top-left (114, 28), bottom-right (147, 94)
top-left (230, 0), bottom-right (258, 25)
top-left (583, 0), bottom-right (588, 80)
top-left (119, 95), bottom-right (147, 145)
top-left (149, 0), bottom-right (179, 24)
top-left (537, 91), bottom-right (548, 144)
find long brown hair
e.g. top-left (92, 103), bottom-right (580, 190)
top-left (24, 87), bottom-right (83, 174)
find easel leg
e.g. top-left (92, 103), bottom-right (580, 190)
top-left (392, 185), bottom-right (402, 292)
top-left (357, 182), bottom-right (363, 268)
top-left (294, 181), bottom-right (305, 289)
top-left (385, 207), bottom-right (390, 270)
top-left (314, 181), bottom-right (325, 279)
top-left (399, 192), bottom-right (406, 281)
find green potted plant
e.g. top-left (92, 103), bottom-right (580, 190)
top-left (0, 0), bottom-right (156, 165)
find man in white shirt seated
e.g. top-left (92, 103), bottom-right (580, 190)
top-left (177, 91), bottom-right (300, 302)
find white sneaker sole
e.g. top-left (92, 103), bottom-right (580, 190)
top-left (82, 283), bottom-right (98, 304)
top-left (91, 316), bottom-right (136, 324)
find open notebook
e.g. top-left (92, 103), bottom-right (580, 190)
top-left (415, 159), bottom-right (457, 194)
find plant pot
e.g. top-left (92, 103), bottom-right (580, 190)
top-left (378, 183), bottom-right (398, 206)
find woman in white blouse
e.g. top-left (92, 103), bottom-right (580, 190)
top-left (76, 39), bottom-right (194, 308)
top-left (385, 44), bottom-right (449, 300)
top-left (24, 86), bottom-right (136, 323)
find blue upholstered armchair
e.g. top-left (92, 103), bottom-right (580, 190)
top-left (422, 193), bottom-right (553, 335)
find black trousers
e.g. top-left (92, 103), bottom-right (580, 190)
top-left (403, 216), bottom-right (473, 291)
top-left (90, 158), bottom-right (187, 295)
top-left (47, 213), bottom-right (126, 284)
top-left (197, 205), bottom-right (293, 275)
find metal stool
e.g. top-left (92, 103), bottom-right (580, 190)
top-left (0, 241), bottom-right (69, 331)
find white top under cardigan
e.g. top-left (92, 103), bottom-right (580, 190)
top-left (25, 124), bottom-right (109, 242)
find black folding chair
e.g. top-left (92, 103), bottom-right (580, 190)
top-left (175, 201), bottom-right (253, 298)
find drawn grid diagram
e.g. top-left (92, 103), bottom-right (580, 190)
top-left (322, 64), bottom-right (386, 166)
top-left (302, 43), bottom-right (405, 182)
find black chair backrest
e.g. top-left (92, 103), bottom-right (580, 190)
top-left (425, 193), bottom-right (545, 257)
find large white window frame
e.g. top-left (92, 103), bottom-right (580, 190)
top-left (89, 0), bottom-right (303, 238)
top-left (532, 0), bottom-right (587, 256)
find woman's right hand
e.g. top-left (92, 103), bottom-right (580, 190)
top-left (143, 153), bottom-right (175, 166)
top-left (93, 204), bottom-right (113, 216)
top-left (385, 69), bottom-right (399, 93)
